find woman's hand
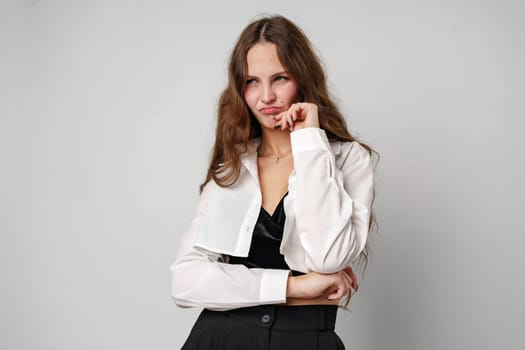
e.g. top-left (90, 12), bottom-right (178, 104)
top-left (286, 266), bottom-right (358, 301)
top-left (274, 102), bottom-right (320, 131)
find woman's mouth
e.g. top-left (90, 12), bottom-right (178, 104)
top-left (259, 107), bottom-right (281, 115)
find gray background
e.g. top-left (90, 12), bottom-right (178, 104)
top-left (1, 0), bottom-right (524, 349)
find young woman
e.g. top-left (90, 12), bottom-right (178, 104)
top-left (171, 14), bottom-right (376, 350)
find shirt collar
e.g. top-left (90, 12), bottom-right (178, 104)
top-left (239, 137), bottom-right (261, 180)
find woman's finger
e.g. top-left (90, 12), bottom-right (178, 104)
top-left (273, 112), bottom-right (284, 129)
top-left (290, 104), bottom-right (298, 121)
top-left (326, 273), bottom-right (348, 300)
top-left (295, 104), bottom-right (306, 121)
top-left (281, 112), bottom-right (289, 131)
top-left (286, 113), bottom-right (294, 131)
top-left (343, 266), bottom-right (358, 290)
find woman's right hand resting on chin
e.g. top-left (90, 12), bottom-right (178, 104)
top-left (285, 267), bottom-right (358, 305)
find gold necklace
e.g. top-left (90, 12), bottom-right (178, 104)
top-left (257, 150), bottom-right (292, 164)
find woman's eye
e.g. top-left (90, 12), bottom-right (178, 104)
top-left (246, 79), bottom-right (257, 85)
top-left (275, 76), bottom-right (289, 81)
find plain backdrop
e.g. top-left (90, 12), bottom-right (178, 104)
top-left (1, 0), bottom-right (524, 349)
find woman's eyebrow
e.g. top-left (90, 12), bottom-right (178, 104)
top-left (246, 71), bottom-right (290, 79)
top-left (271, 71), bottom-right (289, 77)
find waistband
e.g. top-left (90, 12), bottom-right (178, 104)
top-left (219, 304), bottom-right (338, 331)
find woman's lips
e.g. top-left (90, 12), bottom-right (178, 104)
top-left (259, 107), bottom-right (281, 115)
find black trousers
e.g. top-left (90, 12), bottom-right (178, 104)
top-left (181, 305), bottom-right (345, 350)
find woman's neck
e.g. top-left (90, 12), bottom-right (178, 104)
top-left (258, 128), bottom-right (292, 157)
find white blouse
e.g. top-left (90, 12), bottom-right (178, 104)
top-left (170, 127), bottom-right (375, 311)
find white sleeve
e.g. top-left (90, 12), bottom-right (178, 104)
top-left (170, 183), bottom-right (290, 311)
top-left (290, 127), bottom-right (375, 273)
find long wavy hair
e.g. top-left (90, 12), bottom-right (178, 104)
top-left (201, 15), bottom-right (378, 283)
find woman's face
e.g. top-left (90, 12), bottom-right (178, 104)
top-left (243, 42), bottom-right (299, 130)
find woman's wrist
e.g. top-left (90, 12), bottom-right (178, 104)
top-left (286, 274), bottom-right (309, 299)
top-left (286, 275), bottom-right (300, 298)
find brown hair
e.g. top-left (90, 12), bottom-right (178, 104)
top-left (201, 14), bottom-right (378, 282)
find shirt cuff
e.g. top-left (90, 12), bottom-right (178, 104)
top-left (259, 269), bottom-right (290, 304)
top-left (290, 127), bottom-right (331, 153)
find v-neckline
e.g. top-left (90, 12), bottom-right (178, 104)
top-left (261, 192), bottom-right (288, 218)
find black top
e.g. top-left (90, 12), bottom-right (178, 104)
top-left (229, 193), bottom-right (301, 275)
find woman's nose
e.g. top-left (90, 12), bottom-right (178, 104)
top-left (260, 84), bottom-right (276, 104)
